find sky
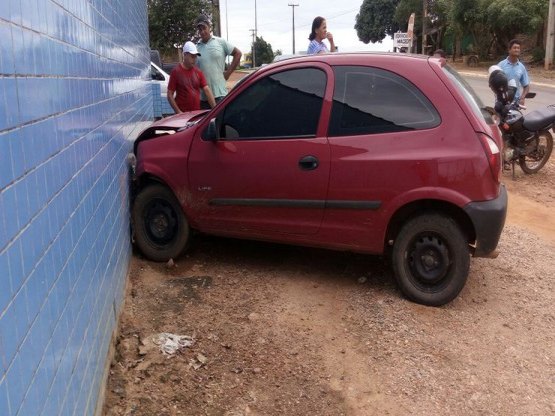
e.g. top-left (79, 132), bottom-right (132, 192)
top-left (217, 0), bottom-right (394, 56)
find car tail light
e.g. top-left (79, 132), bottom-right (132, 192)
top-left (477, 133), bottom-right (501, 181)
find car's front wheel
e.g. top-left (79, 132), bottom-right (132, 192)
top-left (132, 184), bottom-right (190, 262)
top-left (392, 214), bottom-right (470, 306)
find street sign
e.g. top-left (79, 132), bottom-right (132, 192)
top-left (393, 33), bottom-right (411, 48)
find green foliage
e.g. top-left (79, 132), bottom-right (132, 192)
top-left (253, 37), bottom-right (275, 66)
top-left (531, 46), bottom-right (545, 63)
top-left (355, 0), bottom-right (401, 44)
top-left (148, 0), bottom-right (212, 56)
top-left (484, 0), bottom-right (548, 49)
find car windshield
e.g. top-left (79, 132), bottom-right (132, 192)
top-left (442, 64), bottom-right (494, 124)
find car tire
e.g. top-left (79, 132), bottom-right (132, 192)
top-left (132, 184), bottom-right (190, 262)
top-left (392, 214), bottom-right (470, 306)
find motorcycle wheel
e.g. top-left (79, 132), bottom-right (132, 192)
top-left (519, 130), bottom-right (553, 174)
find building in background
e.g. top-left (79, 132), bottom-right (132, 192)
top-left (0, 1), bottom-right (152, 414)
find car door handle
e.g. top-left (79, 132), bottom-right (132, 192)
top-left (298, 155), bottom-right (319, 171)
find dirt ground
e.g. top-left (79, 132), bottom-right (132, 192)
top-left (102, 69), bottom-right (555, 415)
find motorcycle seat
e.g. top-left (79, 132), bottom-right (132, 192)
top-left (523, 106), bottom-right (555, 132)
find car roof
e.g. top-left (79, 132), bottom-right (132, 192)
top-left (259, 52), bottom-right (438, 75)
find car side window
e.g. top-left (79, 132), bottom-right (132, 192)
top-left (329, 66), bottom-right (440, 136)
top-left (220, 68), bottom-right (326, 139)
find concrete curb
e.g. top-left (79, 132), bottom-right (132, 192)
top-left (458, 71), bottom-right (555, 89)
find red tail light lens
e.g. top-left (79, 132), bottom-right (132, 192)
top-left (477, 133), bottom-right (501, 181)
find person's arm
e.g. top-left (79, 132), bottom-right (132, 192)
top-left (326, 32), bottom-right (336, 52)
top-left (520, 84), bottom-right (530, 106)
top-left (224, 47), bottom-right (242, 80)
top-left (167, 89), bottom-right (181, 113)
top-left (203, 85), bottom-right (217, 108)
top-left (519, 67), bottom-right (530, 105)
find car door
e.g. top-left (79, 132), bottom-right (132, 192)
top-left (323, 65), bottom-right (442, 251)
top-left (188, 65), bottom-right (331, 236)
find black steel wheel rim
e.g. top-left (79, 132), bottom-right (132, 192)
top-left (407, 234), bottom-right (451, 287)
top-left (144, 198), bottom-right (178, 245)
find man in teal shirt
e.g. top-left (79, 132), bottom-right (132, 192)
top-left (195, 15), bottom-right (242, 109)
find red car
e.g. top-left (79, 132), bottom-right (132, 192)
top-left (130, 53), bottom-right (506, 306)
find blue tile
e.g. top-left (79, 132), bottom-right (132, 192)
top-left (18, 325), bottom-right (42, 386)
top-left (0, 80), bottom-right (6, 132)
top-left (5, 354), bottom-right (26, 415)
top-left (0, 302), bottom-right (19, 370)
top-left (24, 171), bottom-right (40, 220)
top-left (1, 186), bottom-right (20, 244)
top-left (7, 132), bottom-right (25, 183)
top-left (16, 78), bottom-right (41, 124)
top-left (10, 0), bottom-right (23, 26)
top-left (10, 283), bottom-right (29, 341)
top-left (0, 252), bottom-right (10, 314)
top-left (18, 376), bottom-right (42, 416)
top-left (0, 378), bottom-right (10, 416)
top-left (25, 268), bottom-right (48, 323)
top-left (0, 133), bottom-right (14, 190)
top-left (11, 26), bottom-right (25, 76)
top-left (21, 28), bottom-right (37, 76)
top-left (15, 179), bottom-right (31, 230)
top-left (3, 79), bottom-right (18, 131)
top-left (0, 0), bottom-right (9, 19)
top-left (0, 22), bottom-right (14, 75)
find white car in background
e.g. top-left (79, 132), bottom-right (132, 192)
top-left (151, 61), bottom-right (169, 97)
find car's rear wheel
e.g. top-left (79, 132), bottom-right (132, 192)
top-left (132, 184), bottom-right (190, 262)
top-left (391, 214), bottom-right (470, 306)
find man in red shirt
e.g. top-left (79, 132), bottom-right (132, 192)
top-left (167, 41), bottom-right (216, 113)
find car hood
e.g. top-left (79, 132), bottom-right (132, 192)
top-left (134, 110), bottom-right (210, 154)
top-left (150, 110), bottom-right (209, 128)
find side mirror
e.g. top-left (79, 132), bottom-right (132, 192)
top-left (202, 118), bottom-right (219, 141)
top-left (525, 92), bottom-right (536, 99)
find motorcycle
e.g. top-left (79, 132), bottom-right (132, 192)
top-left (487, 66), bottom-right (555, 177)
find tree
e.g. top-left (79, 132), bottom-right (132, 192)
top-left (253, 36), bottom-right (275, 66)
top-left (485, 0), bottom-right (548, 52)
top-left (148, 0), bottom-right (212, 57)
top-left (394, 0), bottom-right (421, 51)
top-left (355, 0), bottom-right (401, 44)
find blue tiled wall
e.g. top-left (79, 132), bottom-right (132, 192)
top-left (152, 83), bottom-right (175, 118)
top-left (0, 1), bottom-right (152, 415)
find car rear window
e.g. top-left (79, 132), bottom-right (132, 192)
top-left (329, 65), bottom-right (441, 136)
top-left (442, 65), bottom-right (494, 124)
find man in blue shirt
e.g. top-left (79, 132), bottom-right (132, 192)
top-left (497, 39), bottom-right (530, 106)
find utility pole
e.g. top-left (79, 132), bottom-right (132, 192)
top-left (212, 0), bottom-right (221, 37)
top-left (255, 0), bottom-right (258, 39)
top-left (249, 29), bottom-right (256, 67)
top-left (546, 0), bottom-right (555, 70)
top-left (288, 3), bottom-right (299, 54)
top-left (422, 0), bottom-right (427, 55)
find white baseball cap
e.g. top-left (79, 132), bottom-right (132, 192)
top-left (183, 41), bottom-right (201, 56)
